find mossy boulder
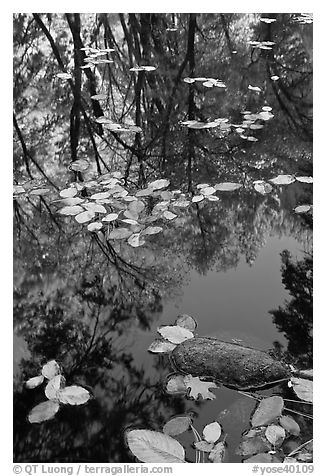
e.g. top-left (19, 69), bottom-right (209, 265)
top-left (171, 337), bottom-right (291, 390)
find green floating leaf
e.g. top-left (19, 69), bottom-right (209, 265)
top-left (165, 374), bottom-right (187, 395)
top-left (128, 233), bottom-right (146, 248)
top-left (83, 203), bottom-right (107, 214)
top-left (75, 210), bottom-right (96, 223)
top-left (87, 222), bottom-right (103, 232)
top-left (194, 441), bottom-right (214, 452)
top-left (291, 377), bottom-right (313, 402)
top-left (26, 375), bottom-right (44, 389)
top-left (203, 422), bottom-right (222, 443)
top-left (125, 429), bottom-right (186, 463)
top-left (184, 375), bottom-right (217, 400)
top-left (90, 191), bottom-right (111, 200)
top-left (279, 415), bottom-right (300, 436)
top-left (60, 187), bottom-right (77, 198)
top-left (251, 396), bottom-right (284, 427)
top-left (42, 360), bottom-right (61, 380)
top-left (208, 441), bottom-right (226, 463)
top-left (58, 386), bottom-right (91, 405)
top-left (157, 325), bottom-right (193, 344)
top-left (215, 182), bottom-right (242, 191)
top-left (148, 339), bottom-right (177, 354)
top-left (28, 400), bottom-right (60, 424)
top-left (163, 415), bottom-right (192, 436)
top-left (107, 227), bottom-right (132, 240)
top-left (265, 425), bottom-right (286, 446)
top-left (269, 174), bottom-right (295, 185)
top-left (45, 375), bottom-right (66, 400)
top-left (174, 314), bottom-right (197, 332)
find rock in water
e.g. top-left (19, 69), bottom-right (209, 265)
top-left (171, 337), bottom-right (290, 390)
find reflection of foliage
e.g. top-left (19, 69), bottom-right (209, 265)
top-left (270, 250), bottom-right (312, 368)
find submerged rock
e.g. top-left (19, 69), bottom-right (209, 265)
top-left (171, 337), bottom-right (291, 390)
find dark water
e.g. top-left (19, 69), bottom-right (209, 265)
top-left (13, 13), bottom-right (312, 463)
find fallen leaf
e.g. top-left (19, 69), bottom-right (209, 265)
top-left (184, 376), bottom-right (217, 400)
top-left (125, 429), bottom-right (186, 463)
top-left (203, 422), bottom-right (222, 443)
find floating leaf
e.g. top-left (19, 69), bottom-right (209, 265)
top-left (56, 197), bottom-right (85, 206)
top-left (254, 181), bottom-right (273, 195)
top-left (269, 174), bottom-right (295, 185)
top-left (208, 441), bottom-right (226, 463)
top-left (172, 199), bottom-right (190, 207)
top-left (291, 377), bottom-right (313, 402)
top-left (165, 374), bottom-right (187, 395)
top-left (203, 422), bottom-right (222, 443)
top-left (271, 75), bottom-right (279, 81)
top-left (295, 176), bottom-right (313, 183)
top-left (60, 188), bottom-right (77, 198)
top-left (26, 375), bottom-right (44, 389)
top-left (260, 18), bottom-right (276, 23)
top-left (102, 213), bottom-right (119, 222)
top-left (174, 314), bottom-right (197, 332)
top-left (45, 375), bottom-right (66, 400)
top-left (194, 441), bottom-right (214, 452)
top-left (215, 182), bottom-right (242, 191)
top-left (183, 77), bottom-right (196, 84)
top-left (58, 385), bottom-right (90, 405)
top-left (148, 339), bottom-right (177, 354)
top-left (184, 376), bottom-right (217, 400)
top-left (83, 203), bottom-right (107, 214)
top-left (69, 158), bottom-right (90, 172)
top-left (129, 200), bottom-right (145, 214)
top-left (236, 436), bottom-right (271, 456)
top-left (90, 191), bottom-right (112, 200)
top-left (143, 226), bottom-right (163, 235)
top-left (247, 136), bottom-right (258, 142)
top-left (294, 205), bottom-right (312, 214)
top-left (128, 233), bottom-right (146, 248)
top-left (75, 210), bottom-right (96, 223)
top-left (163, 416), bottom-right (192, 436)
top-left (87, 222), bottom-right (103, 232)
top-left (262, 106), bottom-right (273, 112)
top-left (91, 94), bottom-right (107, 100)
top-left (250, 124), bottom-right (264, 130)
top-left (28, 400), bottom-right (60, 424)
top-left (42, 360), bottom-right (61, 380)
top-left (191, 195), bottom-right (203, 203)
top-left (57, 72), bottom-right (72, 79)
top-left (126, 429), bottom-right (186, 463)
top-left (196, 183), bottom-right (210, 189)
top-left (107, 228), bottom-right (132, 240)
top-left (207, 195), bottom-right (220, 202)
top-left (95, 116), bottom-right (112, 124)
top-left (279, 415), bottom-right (300, 436)
top-left (244, 453), bottom-right (280, 463)
top-left (148, 179), bottom-right (170, 190)
top-left (157, 325), bottom-right (193, 344)
top-left (13, 185), bottom-right (26, 195)
top-left (251, 396), bottom-right (284, 427)
top-left (58, 205), bottom-right (84, 216)
top-left (265, 425), bottom-right (286, 446)
top-left (248, 85), bottom-right (262, 92)
top-left (163, 210), bottom-right (177, 220)
top-left (201, 187), bottom-right (216, 196)
top-left (29, 188), bottom-right (50, 196)
top-left (122, 219), bottom-right (139, 225)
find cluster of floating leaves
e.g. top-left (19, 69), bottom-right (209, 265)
top-left (293, 13), bottom-right (313, 24)
top-left (95, 116), bottom-right (142, 133)
top-left (13, 179), bottom-right (52, 199)
top-left (248, 40), bottom-right (276, 50)
top-left (26, 360), bottom-right (91, 423)
top-left (183, 77), bottom-right (226, 88)
top-left (125, 417), bottom-right (226, 463)
top-left (236, 393), bottom-right (312, 463)
top-left (80, 46), bottom-right (114, 70)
